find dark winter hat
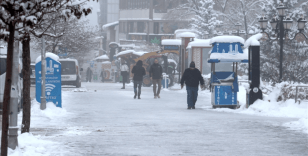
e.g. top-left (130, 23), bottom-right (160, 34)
top-left (136, 60), bottom-right (143, 66)
top-left (190, 61), bottom-right (195, 68)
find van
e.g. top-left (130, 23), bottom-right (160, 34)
top-left (59, 59), bottom-right (83, 88)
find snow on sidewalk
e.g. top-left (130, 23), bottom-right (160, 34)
top-left (200, 84), bottom-right (308, 134)
top-left (6, 101), bottom-right (71, 156)
top-left (8, 133), bottom-right (60, 156)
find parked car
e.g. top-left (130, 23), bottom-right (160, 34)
top-left (30, 63), bottom-right (36, 85)
top-left (59, 59), bottom-right (83, 88)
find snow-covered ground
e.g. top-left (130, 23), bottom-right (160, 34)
top-left (4, 82), bottom-right (308, 155)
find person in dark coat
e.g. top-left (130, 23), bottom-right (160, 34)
top-left (132, 60), bottom-right (146, 99)
top-left (86, 67), bottom-right (92, 82)
top-left (180, 61), bottom-right (205, 109)
top-left (100, 69), bottom-right (106, 83)
top-left (149, 59), bottom-right (163, 99)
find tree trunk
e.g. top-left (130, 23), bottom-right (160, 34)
top-left (1, 23), bottom-right (15, 156)
top-left (21, 36), bottom-right (31, 134)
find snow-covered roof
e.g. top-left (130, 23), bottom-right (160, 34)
top-left (115, 50), bottom-right (147, 57)
top-left (244, 33), bottom-right (263, 48)
top-left (179, 32), bottom-right (196, 38)
top-left (209, 48), bottom-right (248, 62)
top-left (187, 39), bottom-right (211, 49)
top-left (210, 36), bottom-right (245, 45)
top-left (102, 21), bottom-right (119, 30)
top-left (109, 42), bottom-right (119, 46)
top-left (95, 55), bottom-right (109, 60)
top-left (102, 61), bottom-right (111, 64)
top-left (174, 29), bottom-right (195, 34)
top-left (35, 52), bottom-right (59, 64)
top-left (161, 39), bottom-right (181, 46)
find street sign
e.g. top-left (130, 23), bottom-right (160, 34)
top-left (211, 42), bottom-right (244, 54)
top-left (164, 45), bottom-right (179, 50)
top-left (36, 57), bottom-right (62, 107)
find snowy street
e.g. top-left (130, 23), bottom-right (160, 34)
top-left (24, 82), bottom-right (308, 156)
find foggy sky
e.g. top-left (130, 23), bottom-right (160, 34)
top-left (85, 1), bottom-right (100, 26)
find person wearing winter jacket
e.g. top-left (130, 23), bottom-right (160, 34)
top-left (121, 61), bottom-right (129, 89)
top-left (180, 61), bottom-right (205, 109)
top-left (86, 67), bottom-right (92, 82)
top-left (131, 60), bottom-right (146, 99)
top-left (149, 59), bottom-right (163, 99)
top-left (100, 69), bottom-right (106, 83)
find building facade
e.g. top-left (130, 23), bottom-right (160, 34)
top-left (118, 0), bottom-right (189, 46)
top-left (98, 0), bottom-right (120, 54)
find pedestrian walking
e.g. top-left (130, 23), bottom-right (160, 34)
top-left (132, 60), bottom-right (146, 99)
top-left (149, 59), bottom-right (163, 99)
top-left (180, 61), bottom-right (205, 109)
top-left (100, 69), bottom-right (106, 83)
top-left (121, 61), bottom-right (129, 89)
top-left (86, 67), bottom-right (92, 82)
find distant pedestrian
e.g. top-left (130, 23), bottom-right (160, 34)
top-left (86, 67), bottom-right (92, 82)
top-left (132, 60), bottom-right (146, 99)
top-left (149, 59), bottom-right (163, 99)
top-left (121, 61), bottom-right (129, 89)
top-left (100, 69), bottom-right (106, 83)
top-left (180, 61), bottom-right (205, 109)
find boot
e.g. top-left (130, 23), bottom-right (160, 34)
top-left (121, 84), bottom-right (125, 89)
top-left (192, 106), bottom-right (195, 109)
top-left (138, 91), bottom-right (141, 99)
top-left (134, 92), bottom-right (137, 99)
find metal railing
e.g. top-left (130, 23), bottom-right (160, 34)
top-left (295, 85), bottom-right (308, 103)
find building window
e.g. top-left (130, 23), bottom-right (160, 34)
top-left (142, 0), bottom-right (148, 9)
top-left (137, 22), bottom-right (145, 33)
top-left (129, 22), bottom-right (134, 32)
top-left (154, 22), bottom-right (159, 34)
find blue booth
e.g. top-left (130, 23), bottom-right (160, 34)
top-left (208, 36), bottom-right (248, 109)
top-left (36, 53), bottom-right (62, 108)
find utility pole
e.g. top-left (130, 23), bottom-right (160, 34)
top-left (8, 30), bottom-right (19, 149)
top-left (40, 36), bottom-right (46, 110)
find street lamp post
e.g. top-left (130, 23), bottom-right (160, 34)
top-left (235, 22), bottom-right (242, 36)
top-left (258, 2), bottom-right (308, 82)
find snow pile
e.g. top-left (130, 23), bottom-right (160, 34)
top-left (73, 88), bottom-right (87, 92)
top-left (202, 83), bottom-right (308, 133)
top-left (283, 118), bottom-right (308, 134)
top-left (187, 39), bottom-right (211, 49)
top-left (8, 133), bottom-right (59, 156)
top-left (244, 33), bottom-right (263, 48)
top-left (210, 36), bottom-right (245, 45)
top-left (31, 101), bottom-right (68, 119)
top-left (35, 52), bottom-right (60, 64)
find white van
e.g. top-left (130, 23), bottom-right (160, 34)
top-left (59, 59), bottom-right (83, 88)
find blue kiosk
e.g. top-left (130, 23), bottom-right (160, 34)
top-left (208, 36), bottom-right (248, 109)
top-left (35, 53), bottom-right (62, 108)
